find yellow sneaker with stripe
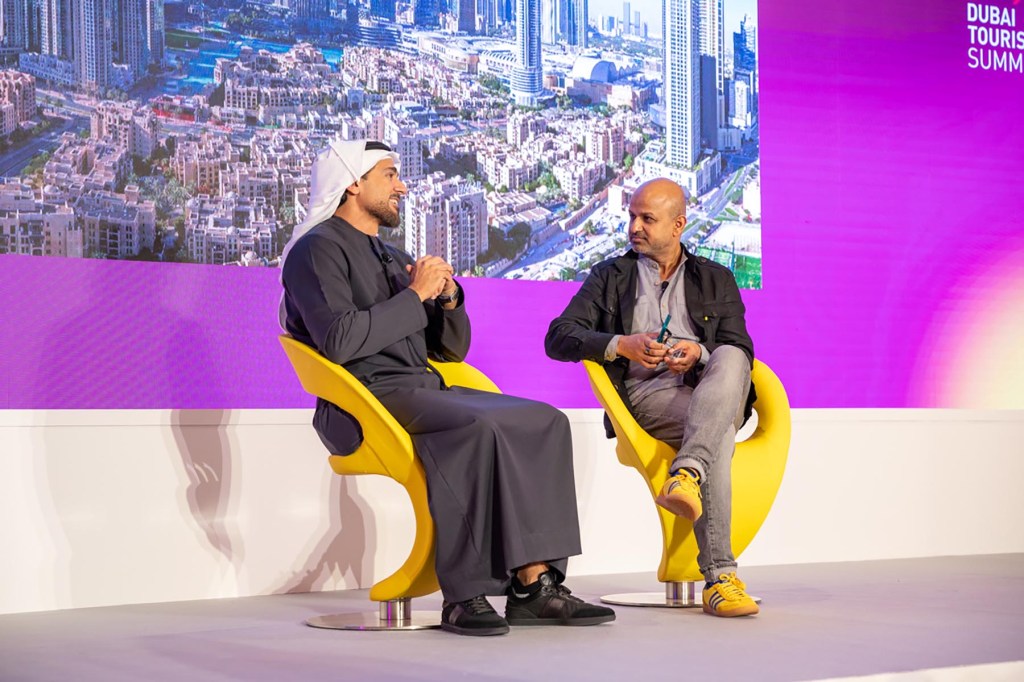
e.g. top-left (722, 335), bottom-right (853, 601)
top-left (702, 572), bottom-right (759, 617)
top-left (654, 470), bottom-right (703, 521)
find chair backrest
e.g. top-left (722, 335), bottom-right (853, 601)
top-left (583, 358), bottom-right (791, 582)
top-left (278, 335), bottom-right (503, 482)
top-left (278, 334), bottom-right (502, 601)
top-left (279, 334), bottom-right (415, 481)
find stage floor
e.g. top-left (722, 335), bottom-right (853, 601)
top-left (2, 555), bottom-right (1022, 681)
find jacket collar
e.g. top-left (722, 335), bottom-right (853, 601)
top-left (611, 246), bottom-right (695, 333)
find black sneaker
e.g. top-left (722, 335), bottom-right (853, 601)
top-left (440, 595), bottom-right (510, 636)
top-left (505, 572), bottom-right (616, 626)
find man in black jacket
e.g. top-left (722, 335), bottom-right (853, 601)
top-left (545, 178), bottom-right (760, 617)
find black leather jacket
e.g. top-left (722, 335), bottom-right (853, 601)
top-left (545, 248), bottom-right (756, 434)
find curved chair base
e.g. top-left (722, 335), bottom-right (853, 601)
top-left (306, 598), bottom-right (441, 631)
top-left (601, 582), bottom-right (762, 608)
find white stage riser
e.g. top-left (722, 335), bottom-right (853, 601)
top-left (0, 408), bottom-right (1021, 615)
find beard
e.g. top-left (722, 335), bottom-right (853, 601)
top-left (367, 197), bottom-right (401, 228)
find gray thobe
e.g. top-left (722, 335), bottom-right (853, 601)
top-left (281, 217), bottom-right (581, 601)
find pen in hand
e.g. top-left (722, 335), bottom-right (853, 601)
top-left (657, 314), bottom-right (672, 344)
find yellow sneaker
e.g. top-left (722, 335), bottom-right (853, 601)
top-left (655, 470), bottom-right (702, 521)
top-left (702, 573), bottom-right (759, 617)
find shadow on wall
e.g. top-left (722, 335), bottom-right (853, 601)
top-left (171, 409), bottom-right (244, 571)
top-left (34, 264), bottom-right (235, 607)
top-left (276, 474), bottom-right (377, 594)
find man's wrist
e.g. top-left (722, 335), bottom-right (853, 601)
top-left (604, 335), bottom-right (621, 362)
top-left (437, 284), bottom-right (460, 304)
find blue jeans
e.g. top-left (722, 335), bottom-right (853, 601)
top-left (629, 345), bottom-right (751, 583)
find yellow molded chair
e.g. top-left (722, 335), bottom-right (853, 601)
top-left (583, 358), bottom-right (790, 607)
top-left (279, 335), bottom-right (501, 630)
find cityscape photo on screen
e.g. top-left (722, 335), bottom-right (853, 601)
top-left (0, 0), bottom-right (762, 288)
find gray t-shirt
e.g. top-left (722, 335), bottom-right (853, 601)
top-left (617, 253), bottom-right (709, 405)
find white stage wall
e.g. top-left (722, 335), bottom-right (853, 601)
top-left (1, 409), bottom-right (1021, 615)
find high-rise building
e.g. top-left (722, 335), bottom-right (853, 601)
top-left (413, 0), bottom-right (439, 27)
top-left (699, 54), bottom-right (717, 149)
top-left (733, 14), bottom-right (756, 113)
top-left (499, 0), bottom-right (513, 23)
top-left (384, 117), bottom-right (424, 182)
top-left (663, 0), bottom-right (700, 168)
top-left (476, 0), bottom-right (497, 32)
top-left (26, 0), bottom-right (42, 52)
top-left (76, 0), bottom-right (112, 94)
top-left (454, 0), bottom-right (474, 32)
top-left (40, 0), bottom-right (74, 60)
top-left (404, 172), bottom-right (487, 274)
top-left (510, 0), bottom-right (541, 107)
top-left (565, 0), bottom-right (586, 47)
top-left (145, 0), bottom-right (164, 65)
top-left (621, 1), bottom-right (629, 34)
top-left (0, 0), bottom-right (28, 51)
top-left (540, 0), bottom-right (555, 44)
top-left (698, 0), bottom-right (723, 94)
top-left (114, 0), bottom-right (149, 80)
top-left (734, 14), bottom-right (756, 71)
top-left (369, 0), bottom-right (396, 22)
top-left (725, 77), bottom-right (749, 128)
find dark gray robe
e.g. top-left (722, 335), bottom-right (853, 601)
top-left (281, 217), bottom-right (581, 601)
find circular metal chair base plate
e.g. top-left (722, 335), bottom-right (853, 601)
top-left (306, 611), bottom-right (442, 631)
top-left (602, 592), bottom-right (702, 608)
top-left (601, 593), bottom-right (763, 608)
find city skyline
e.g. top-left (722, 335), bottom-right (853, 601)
top-left (0, 0), bottom-right (762, 288)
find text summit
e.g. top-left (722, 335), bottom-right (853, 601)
top-left (968, 2), bottom-right (1017, 26)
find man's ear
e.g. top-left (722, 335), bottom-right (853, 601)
top-left (674, 214), bottom-right (687, 235)
top-left (345, 180), bottom-right (361, 197)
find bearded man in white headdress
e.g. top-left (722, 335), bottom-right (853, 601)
top-left (280, 139), bottom-right (615, 637)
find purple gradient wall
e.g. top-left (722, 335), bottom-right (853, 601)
top-left (1, 0), bottom-right (1021, 410)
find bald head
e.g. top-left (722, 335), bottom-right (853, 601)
top-left (633, 178), bottom-right (687, 220)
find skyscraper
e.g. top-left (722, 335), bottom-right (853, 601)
top-left (622, 1), bottom-right (629, 34)
top-left (698, 0), bottom-right (723, 94)
top-left (0, 0), bottom-right (28, 51)
top-left (145, 0), bottom-right (164, 66)
top-left (540, 0), bottom-right (555, 44)
top-left (734, 13), bottom-right (756, 74)
top-left (369, 0), bottom-right (396, 22)
top-left (663, 0), bottom-right (700, 168)
top-left (114, 0), bottom-right (149, 80)
top-left (76, 0), bottom-right (112, 94)
top-left (477, 0), bottom-right (497, 33)
top-left (414, 0), bottom-right (439, 27)
top-left (565, 0), bottom-right (586, 47)
top-left (454, 0), bottom-right (474, 33)
top-left (733, 14), bottom-right (757, 113)
top-left (26, 0), bottom-right (42, 52)
top-left (40, 0), bottom-right (74, 60)
top-left (510, 0), bottom-right (541, 107)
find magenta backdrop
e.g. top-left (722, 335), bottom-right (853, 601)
top-left (1, 0), bottom-right (1022, 410)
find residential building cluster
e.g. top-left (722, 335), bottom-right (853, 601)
top-left (91, 100), bottom-right (159, 158)
top-left (0, 70), bottom-right (37, 136)
top-left (0, 178), bottom-right (156, 259)
top-left (44, 132), bottom-right (131, 195)
top-left (184, 192), bottom-right (277, 265)
top-left (214, 44), bottom-right (337, 120)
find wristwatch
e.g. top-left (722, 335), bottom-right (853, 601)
top-left (437, 286), bottom-right (460, 305)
